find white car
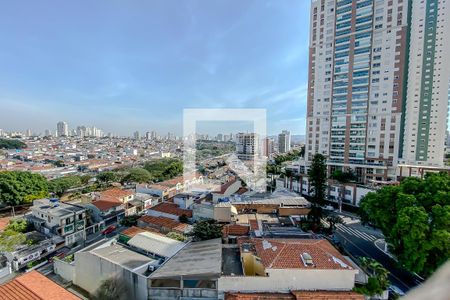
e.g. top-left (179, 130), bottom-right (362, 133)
top-left (323, 205), bottom-right (334, 211)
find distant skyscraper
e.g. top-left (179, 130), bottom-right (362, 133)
top-left (44, 129), bottom-right (51, 137)
top-left (133, 131), bottom-right (140, 140)
top-left (306, 0), bottom-right (450, 183)
top-left (236, 133), bottom-right (259, 160)
top-left (151, 131), bottom-right (157, 140)
top-left (145, 131), bottom-right (151, 140)
top-left (217, 133), bottom-right (223, 142)
top-left (26, 129), bottom-right (32, 137)
top-left (263, 137), bottom-right (274, 157)
top-left (0, 129), bottom-right (4, 137)
top-left (278, 130), bottom-right (291, 153)
top-left (56, 121), bottom-right (68, 137)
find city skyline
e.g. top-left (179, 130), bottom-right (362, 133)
top-left (0, 0), bottom-right (311, 136)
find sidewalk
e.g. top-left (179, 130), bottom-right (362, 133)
top-left (374, 238), bottom-right (395, 260)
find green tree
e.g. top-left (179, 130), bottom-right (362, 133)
top-left (330, 168), bottom-right (356, 212)
top-left (143, 158), bottom-right (183, 182)
top-left (178, 214), bottom-right (189, 223)
top-left (325, 214), bottom-right (344, 234)
top-left (92, 276), bottom-right (129, 300)
top-left (354, 257), bottom-right (390, 297)
top-left (6, 219), bottom-right (31, 233)
top-left (79, 174), bottom-right (92, 185)
top-left (48, 176), bottom-right (82, 197)
top-left (0, 138), bottom-right (27, 149)
top-left (166, 231), bottom-right (186, 242)
top-left (308, 154), bottom-right (327, 206)
top-left (190, 219), bottom-right (223, 241)
top-left (120, 215), bottom-right (139, 227)
top-left (0, 229), bottom-right (26, 252)
top-left (359, 172), bottom-right (450, 277)
top-left (0, 171), bottom-right (48, 205)
top-left (307, 154), bottom-right (327, 224)
top-left (96, 171), bottom-right (119, 184)
top-left (122, 168), bottom-right (152, 184)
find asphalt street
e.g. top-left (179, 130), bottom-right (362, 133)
top-left (334, 221), bottom-right (423, 293)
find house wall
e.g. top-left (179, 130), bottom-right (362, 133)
top-left (174, 196), bottom-right (194, 209)
top-left (218, 268), bottom-right (357, 292)
top-left (192, 203), bottom-right (214, 221)
top-left (147, 209), bottom-right (178, 221)
top-left (212, 180), bottom-right (242, 203)
top-left (74, 252), bottom-right (148, 300)
top-left (213, 207), bottom-right (232, 223)
top-left (53, 259), bottom-right (75, 282)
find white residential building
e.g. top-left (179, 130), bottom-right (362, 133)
top-left (278, 130), bottom-right (291, 153)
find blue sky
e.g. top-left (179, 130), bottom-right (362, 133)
top-left (0, 1), bottom-right (310, 136)
top-left (0, 0), bottom-right (310, 136)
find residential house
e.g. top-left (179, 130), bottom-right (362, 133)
top-left (29, 198), bottom-right (87, 246)
top-left (218, 238), bottom-right (359, 293)
top-left (0, 270), bottom-right (81, 300)
top-left (147, 202), bottom-right (193, 221)
top-left (138, 215), bottom-right (191, 235)
top-left (73, 243), bottom-right (158, 300)
top-left (96, 188), bottom-right (135, 216)
top-left (149, 238), bottom-right (222, 300)
top-left (127, 231), bottom-right (185, 261)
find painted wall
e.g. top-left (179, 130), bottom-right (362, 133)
top-left (218, 268), bottom-right (357, 292)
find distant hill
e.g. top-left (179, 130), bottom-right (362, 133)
top-left (268, 134), bottom-right (305, 144)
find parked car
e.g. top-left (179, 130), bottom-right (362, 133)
top-left (101, 225), bottom-right (116, 235)
top-left (389, 285), bottom-right (405, 297)
top-left (323, 205), bottom-right (334, 211)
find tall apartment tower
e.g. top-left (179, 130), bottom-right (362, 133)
top-left (278, 130), bottom-right (292, 153)
top-left (236, 133), bottom-right (259, 160)
top-left (306, 0), bottom-right (449, 183)
top-left (401, 0), bottom-right (450, 167)
top-left (56, 121), bottom-right (69, 137)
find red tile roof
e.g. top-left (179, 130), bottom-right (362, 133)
top-left (0, 270), bottom-right (80, 300)
top-left (149, 202), bottom-right (193, 218)
top-left (223, 224), bottom-right (250, 237)
top-left (100, 188), bottom-right (133, 200)
top-left (120, 226), bottom-right (150, 238)
top-left (225, 291), bottom-right (363, 300)
top-left (249, 219), bottom-right (259, 231)
top-left (92, 197), bottom-right (123, 211)
top-left (239, 238), bottom-right (354, 270)
top-left (292, 291), bottom-right (363, 300)
top-left (0, 217), bottom-right (10, 231)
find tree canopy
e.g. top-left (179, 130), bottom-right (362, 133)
top-left (190, 219), bottom-right (223, 241)
top-left (0, 171), bottom-right (48, 206)
top-left (308, 154), bottom-right (327, 207)
top-left (48, 175), bottom-right (83, 197)
top-left (0, 138), bottom-right (27, 149)
top-left (143, 158), bottom-right (183, 182)
top-left (359, 172), bottom-right (450, 277)
top-left (122, 168), bottom-right (152, 184)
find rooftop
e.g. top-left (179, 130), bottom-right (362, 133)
top-left (0, 270), bottom-right (80, 300)
top-left (91, 243), bottom-right (155, 271)
top-left (100, 188), bottom-right (134, 199)
top-left (149, 202), bottom-right (193, 218)
top-left (128, 231), bottom-right (185, 258)
top-left (150, 238), bottom-right (222, 279)
top-left (239, 238), bottom-right (354, 270)
top-left (225, 291), bottom-right (364, 300)
top-left (32, 198), bottom-right (85, 217)
top-left (91, 196), bottom-right (123, 211)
